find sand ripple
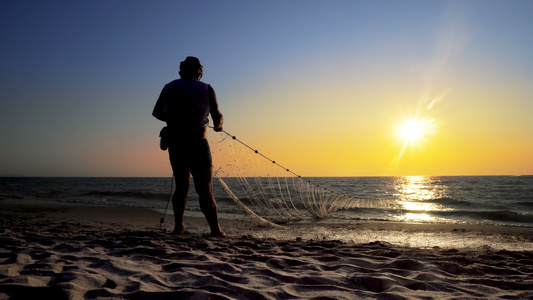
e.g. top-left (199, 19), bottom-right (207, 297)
top-left (1, 222), bottom-right (533, 300)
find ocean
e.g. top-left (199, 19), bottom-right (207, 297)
top-left (1, 176), bottom-right (532, 228)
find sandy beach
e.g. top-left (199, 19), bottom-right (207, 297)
top-left (1, 201), bottom-right (533, 299)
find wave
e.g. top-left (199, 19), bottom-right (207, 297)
top-left (516, 201), bottom-right (533, 208)
top-left (81, 191), bottom-right (169, 201)
top-left (0, 193), bottom-right (24, 200)
top-left (426, 197), bottom-right (474, 207)
top-left (435, 210), bottom-right (533, 224)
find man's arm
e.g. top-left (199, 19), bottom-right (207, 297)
top-left (208, 85), bottom-right (223, 132)
top-left (152, 86), bottom-right (168, 122)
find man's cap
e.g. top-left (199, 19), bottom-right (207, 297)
top-left (180, 56), bottom-right (203, 73)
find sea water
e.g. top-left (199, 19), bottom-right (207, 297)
top-left (1, 176), bottom-right (532, 228)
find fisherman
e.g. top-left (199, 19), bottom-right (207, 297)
top-left (153, 56), bottom-right (227, 237)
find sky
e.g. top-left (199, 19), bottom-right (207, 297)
top-left (1, 0), bottom-right (532, 177)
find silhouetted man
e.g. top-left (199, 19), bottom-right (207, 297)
top-left (153, 56), bottom-right (226, 237)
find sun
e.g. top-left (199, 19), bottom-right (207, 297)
top-left (391, 117), bottom-right (436, 166)
top-left (396, 117), bottom-right (435, 145)
top-left (399, 119), bottom-right (424, 143)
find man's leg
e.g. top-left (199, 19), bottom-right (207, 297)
top-left (172, 168), bottom-right (190, 234)
top-left (191, 167), bottom-right (226, 237)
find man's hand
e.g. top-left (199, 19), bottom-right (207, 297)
top-left (213, 124), bottom-right (223, 132)
top-left (213, 113), bottom-right (223, 132)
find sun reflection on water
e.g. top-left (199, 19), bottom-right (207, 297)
top-left (393, 176), bottom-right (451, 223)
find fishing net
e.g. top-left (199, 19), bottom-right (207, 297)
top-left (208, 129), bottom-right (390, 227)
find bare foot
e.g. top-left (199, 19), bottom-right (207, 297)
top-left (171, 228), bottom-right (191, 235)
top-left (210, 231), bottom-right (228, 238)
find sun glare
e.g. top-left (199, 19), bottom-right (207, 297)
top-left (397, 118), bottom-right (434, 145)
top-left (391, 117), bottom-right (436, 166)
top-left (400, 119), bottom-right (424, 143)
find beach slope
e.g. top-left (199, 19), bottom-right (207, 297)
top-left (1, 202), bottom-right (533, 299)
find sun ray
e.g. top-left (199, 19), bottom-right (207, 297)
top-left (391, 117), bottom-right (436, 166)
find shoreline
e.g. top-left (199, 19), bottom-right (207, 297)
top-left (1, 200), bottom-right (532, 250)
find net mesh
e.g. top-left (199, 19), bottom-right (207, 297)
top-left (208, 129), bottom-right (391, 227)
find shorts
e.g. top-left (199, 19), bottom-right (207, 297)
top-left (168, 138), bottom-right (213, 173)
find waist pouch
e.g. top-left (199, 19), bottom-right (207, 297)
top-left (159, 126), bottom-right (170, 151)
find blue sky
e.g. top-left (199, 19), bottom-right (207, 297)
top-left (1, 0), bottom-right (532, 176)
